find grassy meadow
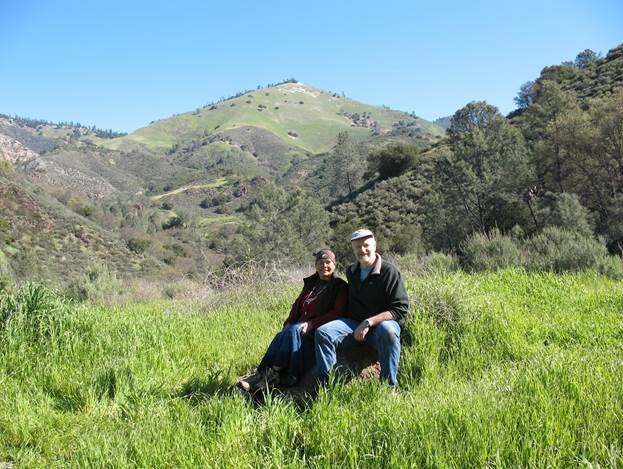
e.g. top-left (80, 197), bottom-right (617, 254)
top-left (1, 269), bottom-right (622, 467)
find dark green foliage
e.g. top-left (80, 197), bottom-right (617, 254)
top-left (514, 81), bottom-right (536, 109)
top-left (367, 144), bottom-right (420, 180)
top-left (126, 238), bottom-right (151, 254)
top-left (442, 101), bottom-right (532, 235)
top-left (535, 192), bottom-right (593, 236)
top-left (575, 49), bottom-right (600, 69)
top-left (328, 132), bottom-right (365, 197)
top-left (230, 183), bottom-right (331, 263)
top-left (75, 205), bottom-right (93, 218)
top-left (162, 215), bottom-right (183, 230)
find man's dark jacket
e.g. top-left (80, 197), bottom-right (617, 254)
top-left (345, 254), bottom-right (409, 326)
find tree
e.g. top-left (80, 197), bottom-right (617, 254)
top-left (514, 80), bottom-right (580, 193)
top-left (328, 132), bottom-right (364, 197)
top-left (232, 184), bottom-right (332, 263)
top-left (574, 49), bottom-right (600, 69)
top-left (514, 81), bottom-right (536, 109)
top-left (441, 101), bottom-right (532, 236)
top-left (367, 144), bottom-right (420, 180)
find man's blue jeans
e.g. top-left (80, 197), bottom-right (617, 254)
top-left (315, 318), bottom-right (402, 387)
top-left (258, 323), bottom-right (314, 379)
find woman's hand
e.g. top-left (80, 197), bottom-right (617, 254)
top-left (298, 322), bottom-right (310, 335)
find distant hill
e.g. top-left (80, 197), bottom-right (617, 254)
top-left (433, 116), bottom-right (452, 130)
top-left (538, 43), bottom-right (623, 101)
top-left (103, 82), bottom-right (444, 180)
top-left (110, 82), bottom-right (444, 153)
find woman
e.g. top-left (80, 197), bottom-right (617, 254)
top-left (237, 249), bottom-right (348, 392)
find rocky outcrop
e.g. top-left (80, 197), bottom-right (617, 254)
top-left (0, 134), bottom-right (39, 166)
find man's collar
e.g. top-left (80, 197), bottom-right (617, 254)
top-left (353, 253), bottom-right (382, 275)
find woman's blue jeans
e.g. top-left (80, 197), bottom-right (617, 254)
top-left (258, 323), bottom-right (315, 379)
top-left (315, 318), bottom-right (402, 387)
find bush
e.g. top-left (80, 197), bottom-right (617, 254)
top-left (126, 238), bottom-right (151, 254)
top-left (524, 227), bottom-right (614, 274)
top-left (0, 249), bottom-right (13, 292)
top-left (162, 215), bottom-right (183, 230)
top-left (64, 265), bottom-right (122, 303)
top-left (388, 224), bottom-right (423, 255)
top-left (394, 252), bottom-right (459, 276)
top-left (462, 229), bottom-right (524, 271)
top-left (595, 255), bottom-right (623, 280)
top-left (0, 160), bottom-right (14, 177)
top-left (367, 144), bottom-right (420, 180)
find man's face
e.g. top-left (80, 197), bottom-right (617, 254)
top-left (351, 237), bottom-right (376, 266)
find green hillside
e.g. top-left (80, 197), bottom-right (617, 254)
top-left (538, 43), bottom-right (623, 101)
top-left (106, 82), bottom-right (444, 154)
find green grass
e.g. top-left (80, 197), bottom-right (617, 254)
top-left (1, 270), bottom-right (622, 466)
top-left (198, 215), bottom-right (239, 227)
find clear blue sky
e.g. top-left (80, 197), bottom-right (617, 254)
top-left (1, 0), bottom-right (621, 132)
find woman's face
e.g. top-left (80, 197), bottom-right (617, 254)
top-left (316, 258), bottom-right (336, 280)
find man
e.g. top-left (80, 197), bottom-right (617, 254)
top-left (315, 229), bottom-right (409, 387)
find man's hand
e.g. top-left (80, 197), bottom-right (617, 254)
top-left (354, 319), bottom-right (371, 342)
top-left (298, 322), bottom-right (310, 335)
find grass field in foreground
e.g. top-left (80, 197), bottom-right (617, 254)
top-left (1, 270), bottom-right (622, 467)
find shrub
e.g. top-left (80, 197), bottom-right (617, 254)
top-left (367, 144), bottom-right (420, 180)
top-left (0, 249), bottom-right (13, 292)
top-left (394, 252), bottom-right (459, 276)
top-left (126, 238), bottom-right (151, 254)
top-left (388, 224), bottom-right (423, 255)
top-left (538, 192), bottom-right (593, 236)
top-left (162, 215), bottom-right (183, 230)
top-left (0, 160), bottom-right (13, 177)
top-left (64, 265), bottom-right (122, 303)
top-left (524, 227), bottom-right (614, 274)
top-left (462, 229), bottom-right (524, 271)
top-left (595, 255), bottom-right (623, 280)
top-left (419, 252), bottom-right (460, 275)
top-left (161, 201), bottom-right (173, 210)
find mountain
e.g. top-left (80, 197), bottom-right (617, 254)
top-left (0, 81), bottom-right (445, 287)
top-left (103, 82), bottom-right (444, 179)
